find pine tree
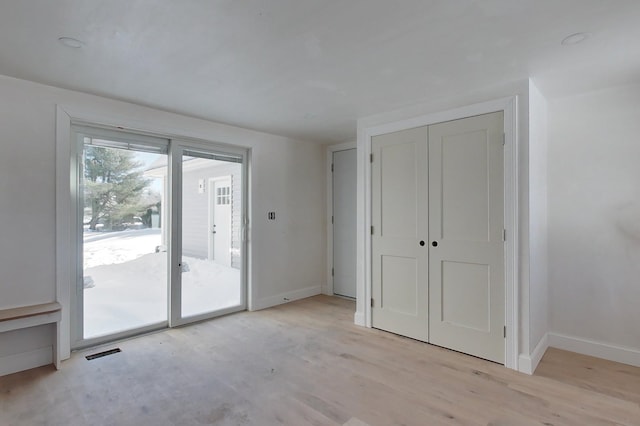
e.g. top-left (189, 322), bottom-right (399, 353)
top-left (84, 146), bottom-right (151, 230)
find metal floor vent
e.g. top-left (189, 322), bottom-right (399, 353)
top-left (85, 348), bottom-right (121, 360)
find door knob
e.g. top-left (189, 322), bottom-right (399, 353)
top-left (432, 241), bottom-right (438, 247)
top-left (419, 240), bottom-right (425, 246)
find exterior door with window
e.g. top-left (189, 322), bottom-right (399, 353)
top-left (212, 177), bottom-right (232, 267)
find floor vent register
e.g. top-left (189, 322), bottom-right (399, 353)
top-left (85, 348), bottom-right (122, 360)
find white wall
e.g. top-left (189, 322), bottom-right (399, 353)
top-left (0, 80), bottom-right (58, 307)
top-left (0, 75), bottom-right (326, 373)
top-left (356, 79), bottom-right (533, 371)
top-left (527, 81), bottom-right (550, 368)
top-left (548, 83), bottom-right (640, 366)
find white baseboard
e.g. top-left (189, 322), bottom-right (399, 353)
top-left (321, 283), bottom-right (332, 296)
top-left (354, 311), bottom-right (365, 326)
top-left (518, 333), bottom-right (549, 375)
top-left (251, 285), bottom-right (321, 311)
top-left (548, 332), bottom-right (640, 368)
top-left (0, 346), bottom-right (53, 377)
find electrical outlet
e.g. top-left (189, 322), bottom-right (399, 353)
top-left (268, 212), bottom-right (276, 220)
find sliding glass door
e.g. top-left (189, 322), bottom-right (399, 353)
top-left (73, 127), bottom-right (246, 347)
top-left (78, 129), bottom-right (169, 342)
top-left (178, 150), bottom-right (244, 319)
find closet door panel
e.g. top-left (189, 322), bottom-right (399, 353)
top-left (428, 112), bottom-right (505, 364)
top-left (371, 127), bottom-right (429, 342)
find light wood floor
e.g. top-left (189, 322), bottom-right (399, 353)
top-left (1, 295), bottom-right (639, 425)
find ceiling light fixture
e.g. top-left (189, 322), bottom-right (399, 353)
top-left (58, 37), bottom-right (84, 49)
top-left (561, 32), bottom-right (590, 46)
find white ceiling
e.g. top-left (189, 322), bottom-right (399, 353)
top-left (1, 1), bottom-right (639, 143)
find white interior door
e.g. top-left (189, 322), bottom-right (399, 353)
top-left (333, 149), bottom-right (357, 298)
top-left (212, 177), bottom-right (232, 267)
top-left (428, 112), bottom-right (505, 363)
top-left (371, 127), bottom-right (429, 341)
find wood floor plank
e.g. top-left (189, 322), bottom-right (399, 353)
top-left (1, 295), bottom-right (639, 425)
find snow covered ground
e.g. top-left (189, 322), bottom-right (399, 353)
top-left (83, 228), bottom-right (163, 269)
top-left (83, 229), bottom-right (241, 338)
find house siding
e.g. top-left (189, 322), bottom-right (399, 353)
top-left (181, 162), bottom-right (242, 270)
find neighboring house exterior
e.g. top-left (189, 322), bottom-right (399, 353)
top-left (145, 157), bottom-right (242, 270)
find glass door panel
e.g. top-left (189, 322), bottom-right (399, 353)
top-left (75, 127), bottom-right (247, 347)
top-left (81, 139), bottom-right (168, 339)
top-left (180, 152), bottom-right (243, 318)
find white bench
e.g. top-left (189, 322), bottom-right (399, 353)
top-left (0, 302), bottom-right (62, 370)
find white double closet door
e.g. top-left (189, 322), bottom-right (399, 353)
top-left (371, 112), bottom-right (505, 363)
